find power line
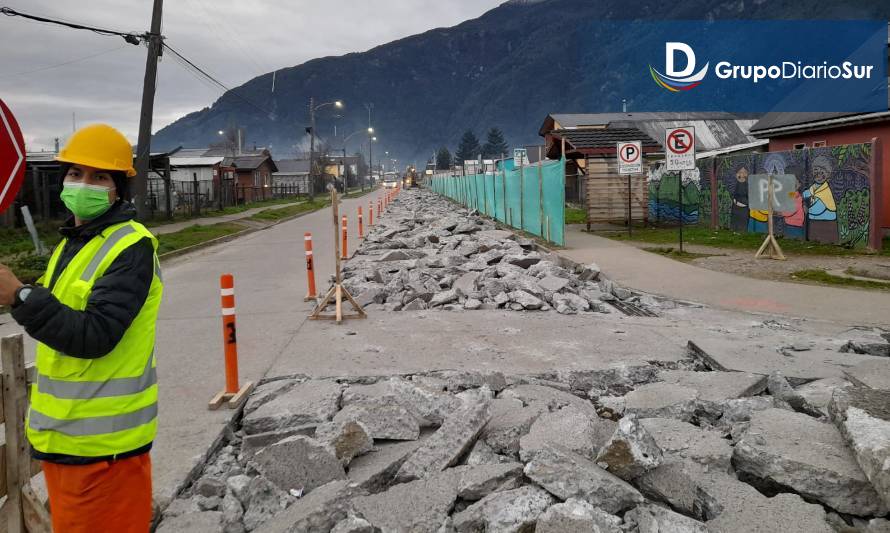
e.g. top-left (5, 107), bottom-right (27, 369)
top-left (161, 42), bottom-right (274, 118)
top-left (0, 6), bottom-right (146, 45)
top-left (0, 45), bottom-right (127, 79)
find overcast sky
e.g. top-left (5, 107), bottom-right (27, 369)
top-left (0, 0), bottom-right (505, 151)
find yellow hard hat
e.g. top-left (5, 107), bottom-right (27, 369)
top-left (57, 124), bottom-right (137, 177)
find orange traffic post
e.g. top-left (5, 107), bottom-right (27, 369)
top-left (358, 206), bottom-right (364, 238)
top-left (209, 274), bottom-right (254, 410)
top-left (369, 202), bottom-right (374, 226)
top-left (304, 232), bottom-right (317, 301)
top-left (378, 198), bottom-right (383, 215)
top-left (341, 215), bottom-right (348, 259)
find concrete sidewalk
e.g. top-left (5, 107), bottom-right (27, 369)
top-left (149, 200), bottom-right (306, 235)
top-left (561, 225), bottom-right (890, 327)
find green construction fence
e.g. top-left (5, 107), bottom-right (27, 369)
top-left (428, 158), bottom-right (566, 246)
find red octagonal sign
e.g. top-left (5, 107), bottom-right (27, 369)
top-left (0, 98), bottom-right (25, 214)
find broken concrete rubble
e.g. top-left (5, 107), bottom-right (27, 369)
top-left (241, 380), bottom-right (341, 435)
top-left (733, 408), bottom-right (887, 516)
top-left (333, 396), bottom-right (421, 441)
top-left (160, 361), bottom-right (886, 532)
top-left (339, 188), bottom-right (664, 317)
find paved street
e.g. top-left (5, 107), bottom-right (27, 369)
top-left (0, 189), bottom-right (381, 506)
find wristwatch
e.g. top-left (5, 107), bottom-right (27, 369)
top-left (13, 285), bottom-right (33, 307)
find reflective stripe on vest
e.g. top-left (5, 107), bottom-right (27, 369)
top-left (29, 403), bottom-right (158, 437)
top-left (80, 225), bottom-right (137, 282)
top-left (36, 351), bottom-right (156, 400)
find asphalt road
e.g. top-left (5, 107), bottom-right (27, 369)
top-left (0, 189), bottom-right (382, 507)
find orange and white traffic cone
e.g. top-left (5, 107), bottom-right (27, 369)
top-left (358, 206), bottom-right (364, 239)
top-left (209, 274), bottom-right (254, 410)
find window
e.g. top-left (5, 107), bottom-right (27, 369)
top-left (812, 141), bottom-right (827, 148)
top-left (793, 143), bottom-right (806, 150)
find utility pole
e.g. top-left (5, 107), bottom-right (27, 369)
top-left (133, 0), bottom-right (164, 220)
top-left (308, 97), bottom-right (316, 200)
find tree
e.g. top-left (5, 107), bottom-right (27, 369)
top-left (455, 130), bottom-right (481, 164)
top-left (436, 147), bottom-right (453, 170)
top-left (482, 128), bottom-right (509, 159)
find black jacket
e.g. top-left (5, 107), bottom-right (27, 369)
top-left (12, 200), bottom-right (155, 464)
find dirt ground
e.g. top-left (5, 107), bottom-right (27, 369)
top-left (618, 240), bottom-right (890, 285)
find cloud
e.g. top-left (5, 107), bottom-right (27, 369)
top-left (0, 0), bottom-right (504, 150)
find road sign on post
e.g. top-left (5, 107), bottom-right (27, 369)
top-left (0, 98), bottom-right (26, 214)
top-left (618, 141), bottom-right (643, 237)
top-left (617, 141), bottom-right (643, 175)
top-left (513, 148), bottom-right (528, 168)
top-left (665, 127), bottom-right (696, 252)
top-left (665, 127), bottom-right (696, 172)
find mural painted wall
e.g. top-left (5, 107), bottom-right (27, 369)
top-left (647, 158), bottom-right (710, 225)
top-left (647, 143), bottom-right (874, 247)
top-left (714, 145), bottom-right (871, 247)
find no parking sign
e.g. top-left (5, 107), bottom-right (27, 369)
top-left (665, 126), bottom-right (696, 171)
top-left (617, 141), bottom-right (642, 175)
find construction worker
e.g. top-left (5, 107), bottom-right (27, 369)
top-left (0, 124), bottom-right (162, 532)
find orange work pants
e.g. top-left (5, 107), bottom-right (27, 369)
top-left (42, 453), bottom-right (152, 533)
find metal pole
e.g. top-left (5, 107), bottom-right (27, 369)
top-left (678, 172), bottom-right (684, 253)
top-left (309, 97), bottom-right (316, 200)
top-left (133, 0), bottom-right (164, 220)
top-left (538, 146), bottom-right (544, 237)
top-left (627, 174), bottom-right (632, 238)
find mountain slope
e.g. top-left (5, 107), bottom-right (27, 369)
top-left (152, 0), bottom-right (890, 164)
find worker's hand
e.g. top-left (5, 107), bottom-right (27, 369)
top-left (0, 264), bottom-right (23, 306)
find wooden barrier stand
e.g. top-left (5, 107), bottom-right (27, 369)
top-left (309, 188), bottom-right (367, 323)
top-left (0, 334), bottom-right (52, 533)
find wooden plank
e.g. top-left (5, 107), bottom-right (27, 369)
top-left (0, 446), bottom-right (42, 501)
top-left (2, 334), bottom-right (26, 533)
top-left (21, 485), bottom-right (50, 533)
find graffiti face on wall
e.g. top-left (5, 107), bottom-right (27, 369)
top-left (708, 144), bottom-right (871, 247)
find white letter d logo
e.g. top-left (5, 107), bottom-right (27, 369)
top-left (666, 42), bottom-right (696, 77)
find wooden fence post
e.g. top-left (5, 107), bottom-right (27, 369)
top-left (1, 334), bottom-right (51, 533)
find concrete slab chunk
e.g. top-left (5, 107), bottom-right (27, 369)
top-left (536, 498), bottom-right (622, 533)
top-left (241, 380), bottom-right (341, 435)
top-left (624, 503), bottom-right (708, 533)
top-left (524, 444), bottom-right (644, 514)
top-left (314, 420), bottom-right (374, 466)
top-left (251, 436), bottom-right (346, 494)
top-left (258, 480), bottom-right (358, 533)
top-left (733, 408), bottom-right (887, 516)
top-left (481, 399), bottom-right (547, 455)
top-left (640, 417), bottom-right (733, 471)
top-left (452, 485), bottom-right (554, 533)
top-left (453, 462), bottom-right (524, 500)
top-left (624, 382), bottom-right (700, 422)
top-left (346, 438), bottom-right (424, 493)
top-left (595, 414), bottom-right (663, 480)
top-left (520, 405), bottom-right (615, 462)
top-left (395, 399), bottom-right (491, 482)
top-left (333, 396), bottom-right (421, 441)
top-left (845, 358), bottom-right (890, 390)
top-left (659, 370), bottom-right (767, 401)
top-left (829, 387), bottom-right (890, 508)
top-left (352, 471), bottom-right (460, 532)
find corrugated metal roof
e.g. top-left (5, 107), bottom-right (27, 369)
top-left (553, 128), bottom-right (660, 149)
top-left (542, 113), bottom-right (760, 151)
top-left (169, 156), bottom-right (223, 167)
top-left (273, 159), bottom-right (310, 174)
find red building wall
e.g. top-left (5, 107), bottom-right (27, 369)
top-left (768, 121), bottom-right (890, 230)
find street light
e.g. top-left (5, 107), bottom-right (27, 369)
top-left (308, 98), bottom-right (344, 199)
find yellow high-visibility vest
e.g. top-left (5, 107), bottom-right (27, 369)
top-left (27, 220), bottom-right (163, 457)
